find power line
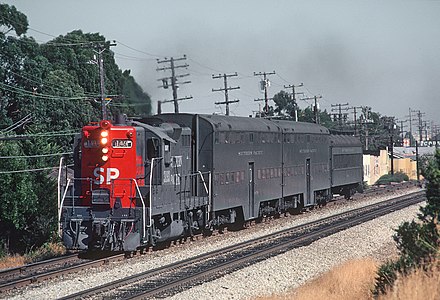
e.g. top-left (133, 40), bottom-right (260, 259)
top-left (212, 73), bottom-right (240, 116)
top-left (0, 82), bottom-right (92, 101)
top-left (284, 83), bottom-right (304, 121)
top-left (0, 152), bottom-right (72, 159)
top-left (157, 55), bottom-right (192, 113)
top-left (0, 164), bottom-right (74, 175)
top-left (0, 66), bottom-right (98, 98)
top-left (114, 40), bottom-right (164, 58)
top-left (301, 95), bottom-right (323, 124)
top-left (0, 114), bottom-right (32, 134)
top-left (330, 103), bottom-right (350, 130)
top-left (254, 71), bottom-right (276, 116)
top-left (0, 130), bottom-right (79, 141)
top-left (188, 58), bottom-right (223, 73)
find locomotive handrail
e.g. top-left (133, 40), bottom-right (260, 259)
top-left (58, 178), bottom-right (71, 237)
top-left (196, 171), bottom-right (210, 195)
top-left (194, 171), bottom-right (212, 223)
top-left (57, 156), bottom-right (65, 237)
top-left (149, 157), bottom-right (163, 232)
top-left (130, 178), bottom-right (147, 238)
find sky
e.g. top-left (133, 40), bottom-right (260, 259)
top-left (3, 0), bottom-right (440, 126)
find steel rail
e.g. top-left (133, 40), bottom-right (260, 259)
top-left (0, 253), bottom-right (124, 293)
top-left (59, 190), bottom-right (425, 300)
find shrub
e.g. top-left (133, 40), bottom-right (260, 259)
top-left (376, 172), bottom-right (409, 185)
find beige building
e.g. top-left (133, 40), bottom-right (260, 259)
top-left (362, 146), bottom-right (434, 185)
top-left (394, 158), bottom-right (418, 180)
top-left (363, 149), bottom-right (390, 185)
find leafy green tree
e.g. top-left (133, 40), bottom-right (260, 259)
top-left (0, 141), bottom-right (39, 253)
top-left (0, 4), bottom-right (28, 37)
top-left (273, 90), bottom-right (294, 117)
top-left (119, 70), bottom-right (152, 118)
top-left (40, 30), bottom-right (151, 120)
top-left (0, 5), bottom-right (151, 255)
top-left (297, 106), bottom-right (333, 127)
top-left (375, 149), bottom-right (440, 294)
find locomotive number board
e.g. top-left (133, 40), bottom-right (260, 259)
top-left (112, 139), bottom-right (133, 148)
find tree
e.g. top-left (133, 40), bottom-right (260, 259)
top-left (119, 70), bottom-right (152, 118)
top-left (0, 4), bottom-right (28, 38)
top-left (0, 5), bottom-right (152, 255)
top-left (375, 149), bottom-right (440, 294)
top-left (40, 30), bottom-right (151, 121)
top-left (273, 90), bottom-right (294, 117)
top-left (0, 141), bottom-right (39, 253)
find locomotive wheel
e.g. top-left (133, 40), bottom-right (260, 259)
top-left (124, 251), bottom-right (135, 258)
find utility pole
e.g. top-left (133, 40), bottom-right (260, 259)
top-left (212, 73), bottom-right (240, 116)
top-left (386, 117), bottom-right (396, 175)
top-left (330, 103), bottom-right (349, 130)
top-left (413, 110), bottom-right (426, 142)
top-left (301, 95), bottom-right (322, 124)
top-left (254, 71), bottom-right (276, 116)
top-left (406, 108), bottom-right (413, 146)
top-left (406, 108), bottom-right (422, 146)
top-left (284, 83), bottom-right (303, 121)
top-left (422, 120), bottom-right (429, 141)
top-left (359, 106), bottom-right (372, 150)
top-left (89, 41), bottom-right (116, 120)
top-left (347, 106), bottom-right (363, 136)
top-left (157, 55), bottom-right (192, 113)
top-left (397, 119), bottom-right (408, 146)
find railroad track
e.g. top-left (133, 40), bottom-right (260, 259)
top-left (59, 189), bottom-right (425, 300)
top-left (0, 181), bottom-right (418, 296)
top-left (0, 252), bottom-right (124, 294)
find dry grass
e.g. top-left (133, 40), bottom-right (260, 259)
top-left (378, 260), bottom-right (440, 300)
top-left (257, 258), bottom-right (378, 300)
top-left (0, 242), bottom-right (66, 270)
top-left (0, 254), bottom-right (29, 270)
top-left (256, 256), bottom-right (440, 300)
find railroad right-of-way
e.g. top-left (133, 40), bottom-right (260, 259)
top-left (3, 183), bottom-right (423, 300)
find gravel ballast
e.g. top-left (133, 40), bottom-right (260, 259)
top-left (4, 187), bottom-right (423, 300)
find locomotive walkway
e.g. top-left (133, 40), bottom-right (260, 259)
top-left (56, 190), bottom-right (425, 300)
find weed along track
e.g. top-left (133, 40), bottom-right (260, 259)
top-left (58, 190), bottom-right (425, 300)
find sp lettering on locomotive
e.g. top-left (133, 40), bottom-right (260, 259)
top-left (93, 167), bottom-right (120, 185)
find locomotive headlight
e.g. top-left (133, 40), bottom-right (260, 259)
top-left (101, 131), bottom-right (109, 138)
top-left (102, 155), bottom-right (109, 162)
top-left (102, 147), bottom-right (109, 154)
top-left (101, 137), bottom-right (108, 145)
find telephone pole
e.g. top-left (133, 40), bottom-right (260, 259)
top-left (417, 111), bottom-right (426, 142)
top-left (301, 95), bottom-right (322, 124)
top-left (397, 118), bottom-right (408, 146)
top-left (212, 73), bottom-right (240, 116)
top-left (254, 71), bottom-right (276, 115)
top-left (157, 55), bottom-right (192, 113)
top-left (284, 83), bottom-right (303, 121)
top-left (347, 106), bottom-right (363, 136)
top-left (331, 103), bottom-right (349, 130)
top-left (88, 41), bottom-right (116, 120)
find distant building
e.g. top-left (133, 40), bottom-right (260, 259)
top-left (363, 149), bottom-right (389, 185)
top-left (362, 146), bottom-right (437, 185)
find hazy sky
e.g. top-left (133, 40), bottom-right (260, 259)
top-left (4, 0), bottom-right (440, 124)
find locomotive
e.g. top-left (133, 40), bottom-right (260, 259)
top-left (59, 113), bottom-right (363, 252)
